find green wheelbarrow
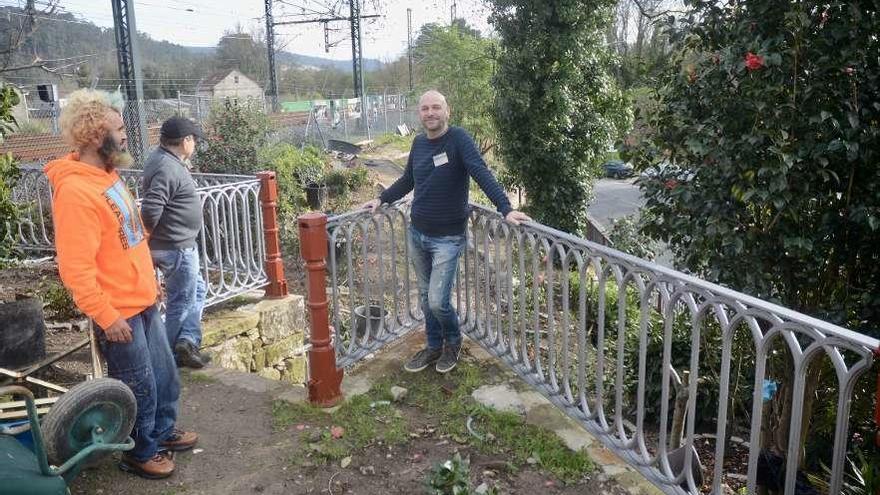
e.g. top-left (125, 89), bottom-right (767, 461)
top-left (0, 378), bottom-right (136, 494)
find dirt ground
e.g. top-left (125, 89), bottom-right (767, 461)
top-left (68, 364), bottom-right (628, 495)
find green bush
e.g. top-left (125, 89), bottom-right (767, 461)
top-left (563, 272), bottom-right (753, 427)
top-left (0, 84), bottom-right (20, 263)
top-left (257, 143), bottom-right (327, 251)
top-left (196, 99), bottom-right (270, 174)
top-left (632, 0), bottom-right (880, 458)
top-left (607, 215), bottom-right (657, 261)
top-left (43, 281), bottom-right (80, 320)
top-left (0, 153), bottom-right (19, 262)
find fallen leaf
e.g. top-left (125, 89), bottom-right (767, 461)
top-left (341, 456), bottom-right (352, 468)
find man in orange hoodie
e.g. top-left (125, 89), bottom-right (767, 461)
top-left (45, 89), bottom-right (198, 479)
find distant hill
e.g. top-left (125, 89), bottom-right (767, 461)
top-left (0, 5), bottom-right (382, 98)
top-left (183, 46), bottom-right (381, 72)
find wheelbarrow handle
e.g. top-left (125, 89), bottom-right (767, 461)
top-left (0, 385), bottom-right (36, 435)
top-left (51, 436), bottom-right (135, 478)
top-left (0, 385), bottom-right (54, 477)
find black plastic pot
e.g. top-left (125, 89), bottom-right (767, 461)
top-left (305, 182), bottom-right (328, 210)
top-left (0, 297), bottom-right (47, 369)
top-left (353, 304), bottom-right (388, 339)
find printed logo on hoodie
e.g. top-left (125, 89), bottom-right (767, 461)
top-left (103, 179), bottom-right (145, 249)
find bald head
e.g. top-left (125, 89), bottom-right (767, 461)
top-left (419, 90), bottom-right (448, 109)
top-left (418, 90), bottom-right (450, 138)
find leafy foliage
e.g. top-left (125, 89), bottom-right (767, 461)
top-left (42, 281), bottom-right (80, 321)
top-left (0, 84), bottom-right (20, 262)
top-left (417, 23), bottom-right (497, 154)
top-left (807, 446), bottom-right (880, 495)
top-left (490, 0), bottom-right (632, 236)
top-left (426, 453), bottom-right (473, 495)
top-left (631, 0), bottom-right (880, 459)
top-left (633, 0), bottom-right (880, 336)
top-left (257, 143), bottom-right (327, 251)
top-left (196, 100), bottom-right (271, 174)
top-left (607, 214), bottom-right (657, 261)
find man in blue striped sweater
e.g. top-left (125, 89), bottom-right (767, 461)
top-left (363, 90), bottom-right (530, 373)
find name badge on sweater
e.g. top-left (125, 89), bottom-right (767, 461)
top-left (432, 152), bottom-right (449, 167)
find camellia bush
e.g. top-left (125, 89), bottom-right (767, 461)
top-left (632, 0), bottom-right (879, 473)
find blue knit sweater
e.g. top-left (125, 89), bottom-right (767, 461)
top-left (380, 127), bottom-right (512, 236)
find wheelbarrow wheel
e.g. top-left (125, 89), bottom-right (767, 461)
top-left (41, 378), bottom-right (136, 466)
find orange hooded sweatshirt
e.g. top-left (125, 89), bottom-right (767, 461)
top-left (45, 154), bottom-right (158, 329)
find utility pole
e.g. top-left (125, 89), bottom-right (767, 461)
top-left (264, 0), bottom-right (279, 112)
top-left (451, 0), bottom-right (456, 25)
top-left (349, 0), bottom-right (365, 100)
top-left (111, 0), bottom-right (148, 164)
top-left (407, 8), bottom-right (413, 92)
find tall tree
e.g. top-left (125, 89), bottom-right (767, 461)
top-left (490, 0), bottom-right (631, 235)
top-left (417, 23), bottom-right (497, 154)
top-left (215, 27), bottom-right (269, 86)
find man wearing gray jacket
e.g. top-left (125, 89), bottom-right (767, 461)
top-left (141, 117), bottom-right (210, 369)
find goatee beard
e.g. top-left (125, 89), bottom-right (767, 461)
top-left (98, 135), bottom-right (134, 170)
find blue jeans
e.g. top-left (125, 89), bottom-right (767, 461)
top-left (152, 247), bottom-right (207, 347)
top-left (407, 226), bottom-right (466, 350)
top-left (96, 305), bottom-right (180, 462)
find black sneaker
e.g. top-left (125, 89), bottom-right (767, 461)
top-left (403, 347), bottom-right (443, 372)
top-left (174, 340), bottom-right (206, 369)
top-left (435, 344), bottom-right (461, 373)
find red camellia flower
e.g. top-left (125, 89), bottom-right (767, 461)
top-left (664, 179), bottom-right (679, 190)
top-left (744, 52), bottom-right (764, 71)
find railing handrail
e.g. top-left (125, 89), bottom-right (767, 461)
top-left (309, 197), bottom-right (880, 495)
top-left (11, 166), bottom-right (283, 309)
top-left (329, 200), bottom-right (880, 352)
top-left (471, 203), bottom-right (880, 351)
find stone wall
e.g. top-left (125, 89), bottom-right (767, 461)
top-left (201, 295), bottom-right (308, 385)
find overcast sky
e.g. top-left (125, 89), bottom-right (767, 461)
top-left (20, 0), bottom-right (494, 62)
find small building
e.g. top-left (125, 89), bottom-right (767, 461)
top-left (195, 69), bottom-right (264, 101)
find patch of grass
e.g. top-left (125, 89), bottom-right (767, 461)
top-left (272, 382), bottom-right (407, 464)
top-left (271, 400), bottom-right (327, 430)
top-left (372, 132), bottom-right (415, 150)
top-left (401, 361), bottom-right (593, 483)
top-left (470, 406), bottom-right (593, 481)
top-left (182, 371), bottom-right (217, 384)
top-left (273, 360), bottom-right (593, 482)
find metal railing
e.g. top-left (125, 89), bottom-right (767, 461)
top-left (311, 200), bottom-right (880, 495)
top-left (11, 165), bottom-right (270, 308)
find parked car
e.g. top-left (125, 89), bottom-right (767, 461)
top-left (602, 159), bottom-right (634, 179)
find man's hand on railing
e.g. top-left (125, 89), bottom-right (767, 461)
top-left (505, 210), bottom-right (531, 226)
top-left (361, 198), bottom-right (381, 212)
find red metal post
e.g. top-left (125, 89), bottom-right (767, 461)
top-left (299, 212), bottom-right (343, 407)
top-left (257, 171), bottom-right (289, 299)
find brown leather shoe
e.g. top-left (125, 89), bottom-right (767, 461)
top-left (119, 453), bottom-right (175, 479)
top-left (160, 428), bottom-right (198, 451)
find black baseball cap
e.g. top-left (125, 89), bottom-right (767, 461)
top-left (160, 117), bottom-right (203, 140)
